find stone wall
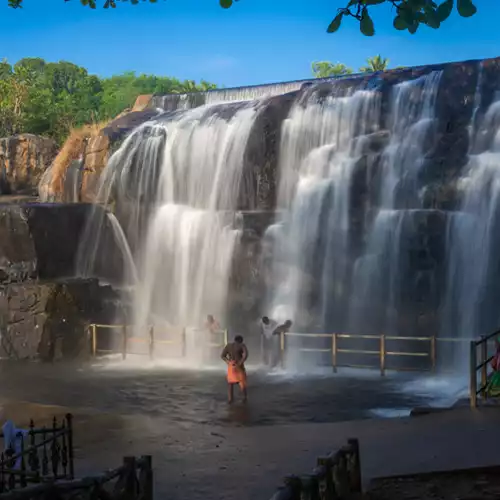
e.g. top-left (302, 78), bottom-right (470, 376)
top-left (0, 280), bottom-right (122, 361)
top-left (0, 134), bottom-right (57, 195)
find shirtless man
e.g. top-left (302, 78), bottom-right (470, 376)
top-left (220, 335), bottom-right (248, 403)
top-left (205, 314), bottom-right (221, 333)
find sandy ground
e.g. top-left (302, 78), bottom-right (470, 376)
top-left (2, 400), bottom-right (500, 500)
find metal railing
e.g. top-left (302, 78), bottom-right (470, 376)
top-left (88, 323), bottom-right (475, 375)
top-left (0, 414), bottom-right (74, 493)
top-left (278, 332), bottom-right (472, 375)
top-left (469, 328), bottom-right (500, 408)
top-left (88, 323), bottom-right (228, 360)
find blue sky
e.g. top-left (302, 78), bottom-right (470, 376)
top-left (0, 0), bottom-right (498, 88)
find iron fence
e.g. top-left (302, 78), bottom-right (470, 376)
top-left (0, 414), bottom-right (74, 493)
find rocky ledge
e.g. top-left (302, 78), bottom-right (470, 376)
top-left (0, 134), bottom-right (57, 196)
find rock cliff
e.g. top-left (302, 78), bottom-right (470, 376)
top-left (0, 134), bottom-right (57, 196)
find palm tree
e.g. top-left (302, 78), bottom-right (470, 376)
top-left (359, 55), bottom-right (390, 73)
top-left (311, 61), bottom-right (353, 78)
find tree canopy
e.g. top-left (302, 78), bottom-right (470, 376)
top-left (0, 57), bottom-right (217, 143)
top-left (311, 55), bottom-right (391, 77)
top-left (7, 0), bottom-right (478, 36)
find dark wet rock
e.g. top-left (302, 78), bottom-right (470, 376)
top-left (0, 279), bottom-right (121, 361)
top-left (0, 203), bottom-right (123, 285)
top-left (101, 109), bottom-right (160, 143)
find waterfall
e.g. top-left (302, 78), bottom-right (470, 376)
top-left (267, 85), bottom-right (381, 331)
top-left (441, 84), bottom-right (500, 363)
top-left (78, 100), bottom-right (263, 349)
top-left (349, 72), bottom-right (443, 336)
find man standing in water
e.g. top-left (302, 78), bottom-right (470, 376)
top-left (221, 335), bottom-right (248, 403)
top-left (205, 314), bottom-right (220, 333)
top-left (260, 316), bottom-right (278, 366)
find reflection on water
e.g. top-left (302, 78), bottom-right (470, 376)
top-left (0, 361), bottom-right (465, 427)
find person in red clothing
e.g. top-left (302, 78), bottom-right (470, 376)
top-left (220, 335), bottom-right (248, 403)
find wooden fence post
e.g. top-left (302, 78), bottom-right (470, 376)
top-left (317, 456), bottom-right (334, 498)
top-left (470, 341), bottom-right (477, 409)
top-left (139, 455), bottom-right (153, 500)
top-left (380, 335), bottom-right (386, 376)
top-left (332, 333), bottom-right (338, 373)
top-left (430, 336), bottom-right (436, 372)
top-left (122, 325), bottom-right (127, 361)
top-left (123, 456), bottom-right (137, 498)
top-left (348, 438), bottom-right (362, 492)
top-left (481, 336), bottom-right (488, 399)
top-left (149, 326), bottom-right (155, 360)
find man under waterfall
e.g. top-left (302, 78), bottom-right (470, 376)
top-left (260, 317), bottom-right (293, 368)
top-left (260, 316), bottom-right (278, 366)
top-left (221, 335), bottom-right (248, 403)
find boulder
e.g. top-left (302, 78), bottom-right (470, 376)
top-left (0, 135), bottom-right (57, 195)
top-left (0, 203), bottom-right (124, 285)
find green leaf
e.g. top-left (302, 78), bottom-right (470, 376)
top-left (327, 12), bottom-right (344, 33)
top-left (424, 8), bottom-right (441, 28)
top-left (393, 15), bottom-right (407, 29)
top-left (457, 0), bottom-right (477, 17)
top-left (219, 0), bottom-right (233, 9)
top-left (408, 20), bottom-right (420, 33)
top-left (407, 0), bottom-right (426, 11)
top-left (360, 8), bottom-right (375, 36)
top-left (436, 0), bottom-right (453, 21)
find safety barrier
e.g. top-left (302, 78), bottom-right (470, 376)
top-left (0, 414), bottom-right (74, 493)
top-left (469, 328), bottom-right (500, 408)
top-left (278, 332), bottom-right (472, 375)
top-left (88, 323), bottom-right (474, 374)
top-left (87, 323), bottom-right (228, 360)
top-left (270, 438), bottom-right (361, 500)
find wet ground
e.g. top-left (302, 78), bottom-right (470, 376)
top-left (0, 357), bottom-right (486, 500)
top-left (0, 357), bottom-right (468, 426)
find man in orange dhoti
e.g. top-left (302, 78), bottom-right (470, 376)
top-left (220, 335), bottom-right (248, 403)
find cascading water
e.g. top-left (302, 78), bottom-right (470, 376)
top-left (441, 83), bottom-right (500, 366)
top-left (267, 85), bottom-right (381, 333)
top-left (349, 72), bottom-right (442, 336)
top-left (78, 100), bottom-right (263, 363)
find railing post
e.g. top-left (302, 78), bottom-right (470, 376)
top-left (91, 324), bottom-right (97, 357)
top-left (280, 331), bottom-right (285, 369)
top-left (481, 336), bottom-right (488, 399)
top-left (332, 333), bottom-right (338, 373)
top-left (348, 438), bottom-right (362, 493)
top-left (149, 326), bottom-right (155, 360)
top-left (181, 328), bottom-right (187, 358)
top-left (66, 413), bottom-right (74, 479)
top-left (380, 334), bottom-right (386, 376)
top-left (470, 340), bottom-right (477, 409)
top-left (140, 455), bottom-right (153, 500)
top-left (123, 456), bottom-right (137, 497)
top-left (430, 336), bottom-right (436, 372)
top-left (224, 329), bottom-right (228, 346)
top-left (122, 325), bottom-right (127, 361)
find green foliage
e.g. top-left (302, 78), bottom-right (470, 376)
top-left (0, 58), bottom-right (218, 143)
top-left (311, 61), bottom-right (353, 78)
top-left (7, 0), bottom-right (478, 35)
top-left (359, 55), bottom-right (390, 72)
